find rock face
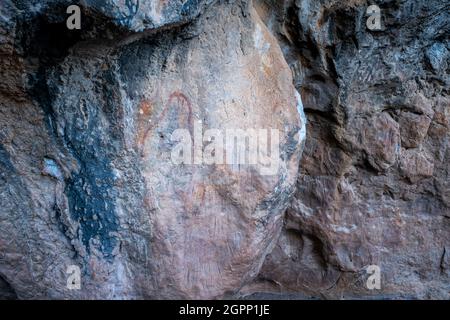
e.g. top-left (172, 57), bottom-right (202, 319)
top-left (0, 0), bottom-right (449, 300)
top-left (242, 0), bottom-right (450, 299)
top-left (0, 0), bottom-right (304, 299)
top-left (11, 0), bottom-right (214, 32)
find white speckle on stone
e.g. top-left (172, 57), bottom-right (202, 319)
top-left (42, 158), bottom-right (63, 180)
top-left (331, 224), bottom-right (357, 234)
top-left (112, 168), bottom-right (122, 180)
top-left (149, 2), bottom-right (163, 25)
top-left (295, 90), bottom-right (307, 143)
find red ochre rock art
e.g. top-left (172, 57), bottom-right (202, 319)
top-left (137, 91), bottom-right (193, 157)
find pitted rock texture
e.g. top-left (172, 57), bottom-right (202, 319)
top-left (241, 0), bottom-right (450, 299)
top-left (0, 0), bottom-right (304, 299)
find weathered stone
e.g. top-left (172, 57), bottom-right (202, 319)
top-left (0, 0), bottom-right (304, 299)
top-left (10, 0), bottom-right (214, 32)
top-left (400, 149), bottom-right (434, 184)
top-left (399, 112), bottom-right (432, 149)
top-left (352, 113), bottom-right (401, 172)
top-left (425, 42), bottom-right (448, 74)
top-left (0, 0), bottom-right (449, 301)
top-left (247, 0), bottom-right (450, 300)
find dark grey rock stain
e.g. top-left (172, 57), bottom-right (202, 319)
top-left (61, 68), bottom-right (123, 259)
top-left (15, 9), bottom-right (124, 260)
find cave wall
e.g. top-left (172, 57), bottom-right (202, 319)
top-left (0, 0), bottom-right (449, 299)
top-left (245, 0), bottom-right (450, 299)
